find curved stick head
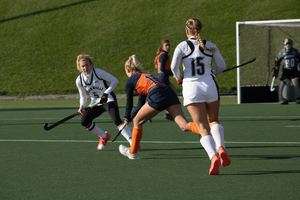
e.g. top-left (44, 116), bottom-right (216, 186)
top-left (44, 123), bottom-right (50, 131)
top-left (270, 87), bottom-right (275, 92)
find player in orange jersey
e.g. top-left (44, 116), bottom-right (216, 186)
top-left (118, 55), bottom-right (200, 160)
top-left (154, 39), bottom-right (177, 120)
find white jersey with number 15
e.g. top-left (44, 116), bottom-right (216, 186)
top-left (171, 37), bottom-right (226, 82)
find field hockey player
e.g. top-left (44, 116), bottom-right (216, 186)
top-left (76, 54), bottom-right (133, 150)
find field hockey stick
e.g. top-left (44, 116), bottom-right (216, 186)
top-left (112, 122), bottom-right (126, 142)
top-left (223, 58), bottom-right (256, 72)
top-left (270, 76), bottom-right (276, 92)
top-left (44, 100), bottom-right (101, 131)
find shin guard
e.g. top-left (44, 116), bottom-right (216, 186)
top-left (189, 122), bottom-right (200, 134)
top-left (121, 124), bottom-right (133, 145)
top-left (130, 127), bottom-right (143, 154)
top-left (200, 135), bottom-right (217, 160)
top-left (86, 122), bottom-right (106, 138)
top-left (279, 79), bottom-right (290, 103)
top-left (210, 123), bottom-right (225, 150)
top-left (292, 78), bottom-right (300, 100)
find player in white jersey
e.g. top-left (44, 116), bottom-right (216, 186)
top-left (171, 18), bottom-right (231, 175)
top-left (76, 54), bottom-right (133, 150)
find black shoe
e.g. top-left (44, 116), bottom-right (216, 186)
top-left (280, 99), bottom-right (289, 105)
top-left (296, 98), bottom-right (300, 104)
top-left (164, 114), bottom-right (174, 121)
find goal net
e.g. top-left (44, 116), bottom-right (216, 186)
top-left (236, 19), bottom-right (300, 103)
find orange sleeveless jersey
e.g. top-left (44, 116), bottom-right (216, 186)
top-left (157, 52), bottom-right (171, 73)
top-left (135, 73), bottom-right (165, 95)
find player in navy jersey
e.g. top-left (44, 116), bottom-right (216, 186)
top-left (171, 18), bottom-right (231, 175)
top-left (154, 39), bottom-right (177, 120)
top-left (76, 54), bottom-right (133, 150)
top-left (118, 55), bottom-right (201, 160)
top-left (272, 38), bottom-right (300, 104)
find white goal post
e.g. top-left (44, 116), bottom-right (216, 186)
top-left (236, 19), bottom-right (300, 104)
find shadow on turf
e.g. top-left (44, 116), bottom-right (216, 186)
top-left (134, 147), bottom-right (205, 160)
top-left (229, 145), bottom-right (300, 150)
top-left (221, 118), bottom-right (300, 122)
top-left (1, 120), bottom-right (113, 127)
top-left (142, 154), bottom-right (205, 160)
top-left (232, 154), bottom-right (300, 160)
top-left (137, 146), bottom-right (300, 161)
top-left (225, 170), bottom-right (300, 176)
top-left (0, 106), bottom-right (127, 112)
top-left (0, 107), bottom-right (78, 112)
top-left (139, 147), bottom-right (202, 151)
top-left (0, 0), bottom-right (97, 24)
top-left (223, 145), bottom-right (300, 161)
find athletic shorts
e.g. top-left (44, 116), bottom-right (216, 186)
top-left (81, 101), bottom-right (122, 127)
top-left (281, 68), bottom-right (299, 80)
top-left (182, 75), bottom-right (219, 106)
top-left (147, 85), bottom-right (180, 111)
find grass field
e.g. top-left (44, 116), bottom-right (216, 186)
top-left (1, 0), bottom-right (299, 96)
top-left (0, 99), bottom-right (299, 199)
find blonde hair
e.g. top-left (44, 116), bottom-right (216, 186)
top-left (76, 54), bottom-right (93, 72)
top-left (154, 39), bottom-right (170, 68)
top-left (185, 18), bottom-right (215, 52)
top-left (125, 55), bottom-right (142, 73)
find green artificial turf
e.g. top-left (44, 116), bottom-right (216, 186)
top-left (0, 101), bottom-right (299, 199)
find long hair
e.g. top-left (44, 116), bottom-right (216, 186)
top-left (154, 39), bottom-right (170, 68)
top-left (185, 18), bottom-right (215, 52)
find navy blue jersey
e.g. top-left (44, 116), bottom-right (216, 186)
top-left (124, 72), bottom-right (180, 120)
top-left (156, 51), bottom-right (173, 85)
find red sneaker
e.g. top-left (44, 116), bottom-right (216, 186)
top-left (218, 146), bottom-right (231, 167)
top-left (209, 154), bottom-right (220, 175)
top-left (97, 132), bottom-right (111, 150)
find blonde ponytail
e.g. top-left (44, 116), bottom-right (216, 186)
top-left (186, 18), bottom-right (216, 52)
top-left (125, 55), bottom-right (142, 73)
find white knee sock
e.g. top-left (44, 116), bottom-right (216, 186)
top-left (86, 122), bottom-right (107, 138)
top-left (211, 123), bottom-right (225, 150)
top-left (119, 124), bottom-right (132, 145)
top-left (200, 135), bottom-right (217, 160)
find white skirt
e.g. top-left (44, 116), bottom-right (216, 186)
top-left (182, 75), bottom-right (219, 106)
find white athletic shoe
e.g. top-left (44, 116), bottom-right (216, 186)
top-left (119, 144), bottom-right (140, 160)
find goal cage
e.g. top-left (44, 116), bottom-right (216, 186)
top-left (236, 19), bottom-right (300, 104)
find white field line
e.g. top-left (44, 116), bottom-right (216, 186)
top-left (2, 116), bottom-right (299, 128)
top-left (1, 115), bottom-right (300, 121)
top-left (1, 116), bottom-right (299, 144)
top-left (0, 139), bottom-right (299, 144)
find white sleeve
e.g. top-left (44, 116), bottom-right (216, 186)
top-left (171, 42), bottom-right (185, 80)
top-left (212, 46), bottom-right (226, 75)
top-left (76, 76), bottom-right (87, 107)
top-left (94, 68), bottom-right (119, 94)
